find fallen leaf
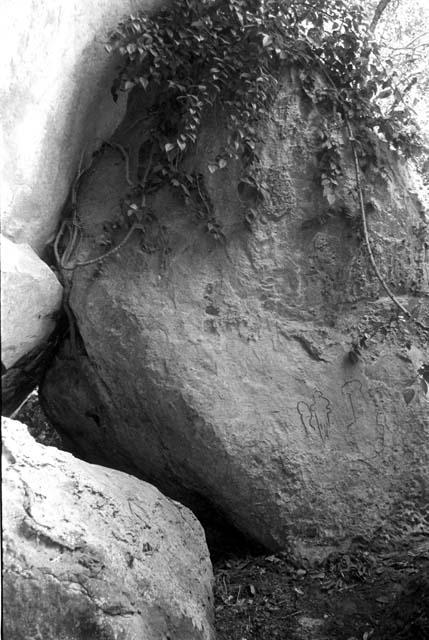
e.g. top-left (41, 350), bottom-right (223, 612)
top-left (376, 595), bottom-right (390, 604)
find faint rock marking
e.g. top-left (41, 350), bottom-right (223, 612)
top-left (341, 379), bottom-right (365, 449)
top-left (342, 379), bottom-right (363, 419)
top-left (127, 498), bottom-right (150, 528)
top-left (297, 390), bottom-right (331, 442)
top-left (297, 401), bottom-right (314, 437)
top-left (341, 380), bottom-right (393, 458)
top-left (367, 386), bottom-right (393, 455)
top-left (310, 390), bottom-right (331, 442)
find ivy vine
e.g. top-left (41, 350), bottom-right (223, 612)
top-left (55, 0), bottom-right (428, 334)
top-left (107, 0), bottom-right (421, 199)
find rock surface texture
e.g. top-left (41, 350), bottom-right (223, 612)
top-left (1, 235), bottom-right (63, 369)
top-left (0, 0), bottom-right (165, 253)
top-left (2, 418), bottom-right (214, 640)
top-left (41, 76), bottom-right (429, 555)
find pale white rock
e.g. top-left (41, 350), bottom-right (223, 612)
top-left (0, 0), bottom-right (165, 254)
top-left (2, 417), bottom-right (215, 640)
top-left (1, 235), bottom-right (62, 368)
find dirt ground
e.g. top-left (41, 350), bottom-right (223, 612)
top-left (214, 543), bottom-right (429, 640)
top-left (14, 393), bottom-right (429, 640)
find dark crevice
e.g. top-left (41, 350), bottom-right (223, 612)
top-left (17, 390), bottom-right (266, 563)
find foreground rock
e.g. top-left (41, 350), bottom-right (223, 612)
top-left (1, 0), bottom-right (165, 253)
top-left (41, 75), bottom-right (429, 556)
top-left (2, 418), bottom-right (214, 640)
top-left (1, 235), bottom-right (62, 369)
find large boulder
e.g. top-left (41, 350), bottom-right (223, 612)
top-left (40, 76), bottom-right (429, 555)
top-left (1, 235), bottom-right (63, 369)
top-left (2, 417), bottom-right (214, 640)
top-left (0, 0), bottom-right (165, 254)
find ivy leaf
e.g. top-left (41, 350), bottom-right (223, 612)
top-left (107, 0), bottom-right (422, 245)
top-left (377, 88), bottom-right (392, 100)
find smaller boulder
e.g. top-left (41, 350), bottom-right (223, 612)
top-left (2, 418), bottom-right (214, 640)
top-left (1, 235), bottom-right (62, 369)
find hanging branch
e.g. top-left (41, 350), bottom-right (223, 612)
top-left (370, 0), bottom-right (394, 32)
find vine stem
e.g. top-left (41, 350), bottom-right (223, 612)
top-left (196, 173), bottom-right (212, 218)
top-left (60, 142), bottom-right (156, 270)
top-left (60, 223), bottom-right (144, 270)
top-left (313, 56), bottom-right (429, 333)
top-left (344, 118), bottom-right (429, 333)
top-left (140, 142), bottom-right (155, 205)
top-left (104, 142), bottom-right (134, 186)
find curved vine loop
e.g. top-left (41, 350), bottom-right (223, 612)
top-left (55, 143), bottom-right (155, 272)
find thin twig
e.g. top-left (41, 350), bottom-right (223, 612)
top-left (277, 609), bottom-right (304, 619)
top-left (71, 148), bottom-right (88, 210)
top-left (120, 112), bottom-right (157, 136)
top-left (53, 220), bottom-right (68, 270)
top-left (196, 174), bottom-right (212, 218)
top-left (104, 141), bottom-right (134, 186)
top-left (140, 142), bottom-right (155, 205)
top-left (62, 223), bottom-right (80, 268)
top-left (370, 0), bottom-right (393, 33)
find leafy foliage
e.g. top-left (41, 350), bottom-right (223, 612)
top-left (106, 0), bottom-right (422, 217)
top-left (369, 0), bottom-right (429, 138)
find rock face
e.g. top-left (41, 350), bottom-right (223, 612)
top-left (1, 235), bottom-right (63, 369)
top-left (0, 0), bottom-right (165, 253)
top-left (2, 417), bottom-right (214, 640)
top-left (41, 76), bottom-right (429, 554)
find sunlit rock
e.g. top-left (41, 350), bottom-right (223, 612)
top-left (1, 235), bottom-right (62, 369)
top-left (2, 417), bottom-right (214, 639)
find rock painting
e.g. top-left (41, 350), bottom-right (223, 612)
top-left (297, 401), bottom-right (314, 437)
top-left (297, 390), bottom-right (331, 442)
top-left (367, 387), bottom-right (394, 454)
top-left (341, 380), bottom-right (395, 456)
top-left (341, 379), bottom-right (364, 420)
top-left (297, 381), bottom-right (399, 457)
top-left (341, 379), bottom-right (366, 450)
top-left (310, 390), bottom-right (331, 441)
